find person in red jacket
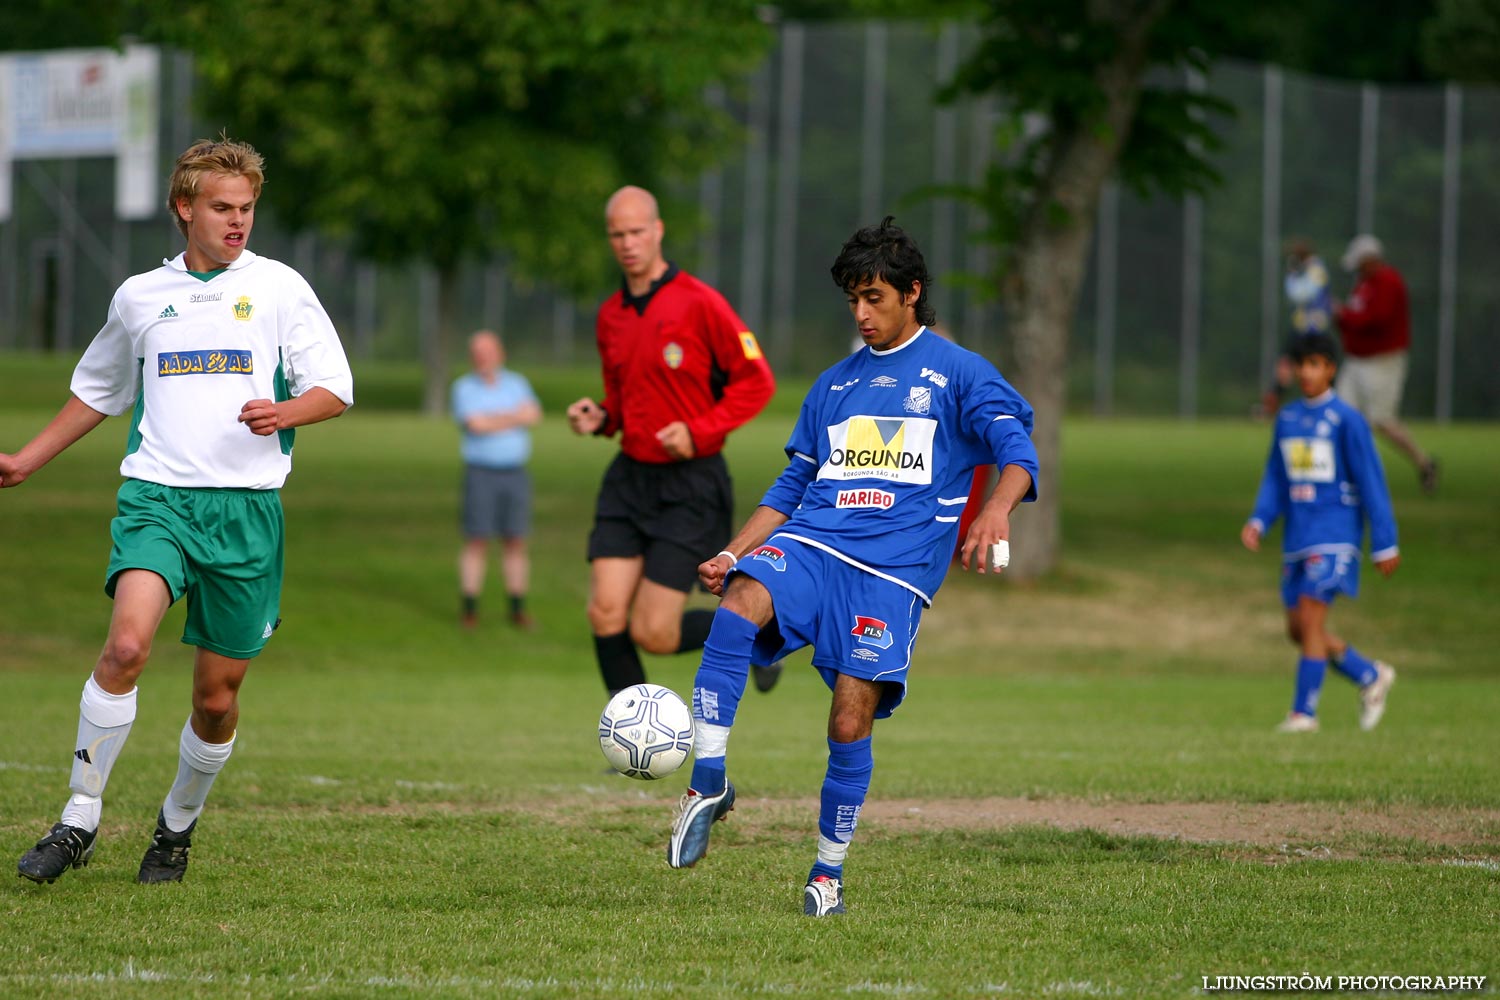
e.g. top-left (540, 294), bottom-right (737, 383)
top-left (1334, 235), bottom-right (1439, 493)
top-left (567, 186), bottom-right (776, 696)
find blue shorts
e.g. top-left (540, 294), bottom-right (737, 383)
top-left (731, 534), bottom-right (923, 718)
top-left (1281, 551), bottom-right (1360, 608)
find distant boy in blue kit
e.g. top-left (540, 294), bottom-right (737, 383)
top-left (1241, 333), bottom-right (1398, 733)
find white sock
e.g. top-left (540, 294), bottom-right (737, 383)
top-left (160, 719), bottom-right (235, 833)
top-left (60, 677), bottom-right (137, 831)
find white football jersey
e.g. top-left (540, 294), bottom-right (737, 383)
top-left (71, 250), bottom-right (354, 489)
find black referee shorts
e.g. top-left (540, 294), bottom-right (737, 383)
top-left (586, 452), bottom-right (734, 593)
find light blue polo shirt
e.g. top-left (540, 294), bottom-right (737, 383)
top-left (451, 370), bottom-right (538, 469)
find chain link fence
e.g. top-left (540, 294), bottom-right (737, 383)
top-left (2, 23), bottom-right (1495, 418)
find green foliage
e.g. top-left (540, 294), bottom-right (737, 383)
top-left (1423, 0), bottom-right (1500, 82)
top-left (162, 0), bottom-right (770, 290)
top-left (940, 1), bottom-right (1233, 253)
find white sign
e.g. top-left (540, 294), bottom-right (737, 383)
top-left (0, 45), bottom-right (160, 221)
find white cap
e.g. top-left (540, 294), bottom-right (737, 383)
top-left (1341, 234), bottom-right (1383, 272)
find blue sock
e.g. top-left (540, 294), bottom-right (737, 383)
top-left (1332, 645), bottom-right (1378, 687)
top-left (688, 608), bottom-right (759, 795)
top-left (1293, 657), bottom-right (1326, 716)
top-left (811, 735), bottom-right (874, 882)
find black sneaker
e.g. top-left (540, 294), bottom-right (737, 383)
top-left (17, 823), bottom-right (96, 884)
top-left (752, 663), bottom-right (783, 693)
top-left (137, 811), bottom-right (196, 884)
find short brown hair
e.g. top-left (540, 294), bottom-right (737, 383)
top-left (167, 136), bottom-right (265, 236)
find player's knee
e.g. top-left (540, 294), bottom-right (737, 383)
top-left (629, 619), bottom-right (678, 656)
top-left (586, 598), bottom-right (628, 636)
top-left (1286, 619), bottom-right (1303, 645)
top-left (827, 713), bottom-right (869, 745)
top-left (193, 688), bottom-right (238, 725)
top-left (98, 632), bottom-right (152, 679)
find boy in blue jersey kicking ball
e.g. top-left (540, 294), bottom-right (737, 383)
top-left (1241, 333), bottom-right (1398, 733)
top-left (665, 217), bottom-right (1039, 915)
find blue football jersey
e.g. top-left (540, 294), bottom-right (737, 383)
top-left (1248, 390), bottom-right (1398, 563)
top-left (759, 328), bottom-right (1038, 605)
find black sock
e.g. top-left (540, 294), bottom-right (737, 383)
top-left (461, 595), bottom-right (477, 617)
top-left (595, 631), bottom-right (646, 694)
top-left (509, 594), bottom-right (524, 616)
top-left (676, 609), bottom-right (715, 654)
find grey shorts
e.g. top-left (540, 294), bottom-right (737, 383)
top-left (462, 465), bottom-right (531, 539)
top-left (1338, 352), bottom-right (1407, 425)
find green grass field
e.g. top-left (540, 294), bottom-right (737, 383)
top-left (1, 355), bottom-right (1496, 998)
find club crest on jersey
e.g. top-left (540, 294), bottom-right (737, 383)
top-left (233, 296), bottom-right (254, 321)
top-left (158, 350), bottom-right (254, 377)
top-left (663, 341), bottom-right (684, 369)
top-left (750, 544), bottom-right (786, 571)
top-left (836, 488), bottom-right (895, 510)
top-left (903, 386), bottom-right (932, 415)
top-left (851, 615), bottom-right (893, 649)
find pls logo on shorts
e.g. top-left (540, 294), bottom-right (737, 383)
top-left (750, 545), bottom-right (786, 572)
top-left (851, 615), bottom-right (893, 649)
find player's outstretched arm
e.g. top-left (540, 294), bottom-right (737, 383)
top-left (0, 395), bottom-right (109, 488)
top-left (698, 504), bottom-right (790, 596)
top-left (958, 464), bottom-right (1033, 574)
top-left (239, 387), bottom-right (348, 437)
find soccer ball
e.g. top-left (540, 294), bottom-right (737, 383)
top-left (598, 683), bottom-right (695, 780)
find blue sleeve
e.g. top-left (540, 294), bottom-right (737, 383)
top-left (1248, 429), bottom-right (1285, 531)
top-left (759, 393), bottom-right (821, 515)
top-left (1345, 413), bottom-right (1399, 557)
top-left (963, 361), bottom-right (1039, 502)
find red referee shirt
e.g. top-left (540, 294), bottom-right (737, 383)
top-left (1336, 262), bottom-right (1411, 358)
top-left (594, 264), bottom-right (775, 463)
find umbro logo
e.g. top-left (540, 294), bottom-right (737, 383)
top-left (158, 305), bottom-right (179, 319)
top-left (870, 375), bottom-right (899, 388)
top-left (74, 749), bottom-right (92, 764)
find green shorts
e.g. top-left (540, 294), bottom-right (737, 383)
top-left (106, 479), bottom-right (284, 659)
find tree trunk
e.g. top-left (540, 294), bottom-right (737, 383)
top-left (1002, 0), bottom-right (1168, 579)
top-left (422, 264), bottom-right (460, 417)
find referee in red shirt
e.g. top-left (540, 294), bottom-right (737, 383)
top-left (568, 186), bottom-right (775, 696)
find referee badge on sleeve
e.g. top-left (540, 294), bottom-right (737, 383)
top-left (738, 331), bottom-right (763, 360)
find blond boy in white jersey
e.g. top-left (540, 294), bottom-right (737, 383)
top-left (2, 137), bottom-right (354, 885)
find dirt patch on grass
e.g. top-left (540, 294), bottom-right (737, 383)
top-left (585, 790), bottom-right (1500, 854)
top-left (847, 796), bottom-right (1500, 849)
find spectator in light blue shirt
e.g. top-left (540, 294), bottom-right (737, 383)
top-left (451, 330), bottom-right (542, 630)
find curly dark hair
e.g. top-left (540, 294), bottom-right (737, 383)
top-left (829, 216), bottom-right (935, 327)
top-left (1289, 332), bottom-right (1341, 365)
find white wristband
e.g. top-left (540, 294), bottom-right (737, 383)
top-left (716, 550), bottom-right (738, 566)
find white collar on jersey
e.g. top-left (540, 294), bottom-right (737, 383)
top-left (869, 325), bottom-right (928, 357)
top-left (162, 249), bottom-right (259, 272)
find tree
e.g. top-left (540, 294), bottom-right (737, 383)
top-left (166, 0), bottom-right (771, 413)
top-left (937, 0), bottom-right (1445, 578)
top-left (1423, 0), bottom-right (1500, 82)
top-left (941, 0), bottom-right (1232, 577)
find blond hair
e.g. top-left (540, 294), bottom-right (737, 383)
top-left (166, 136), bottom-right (265, 236)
